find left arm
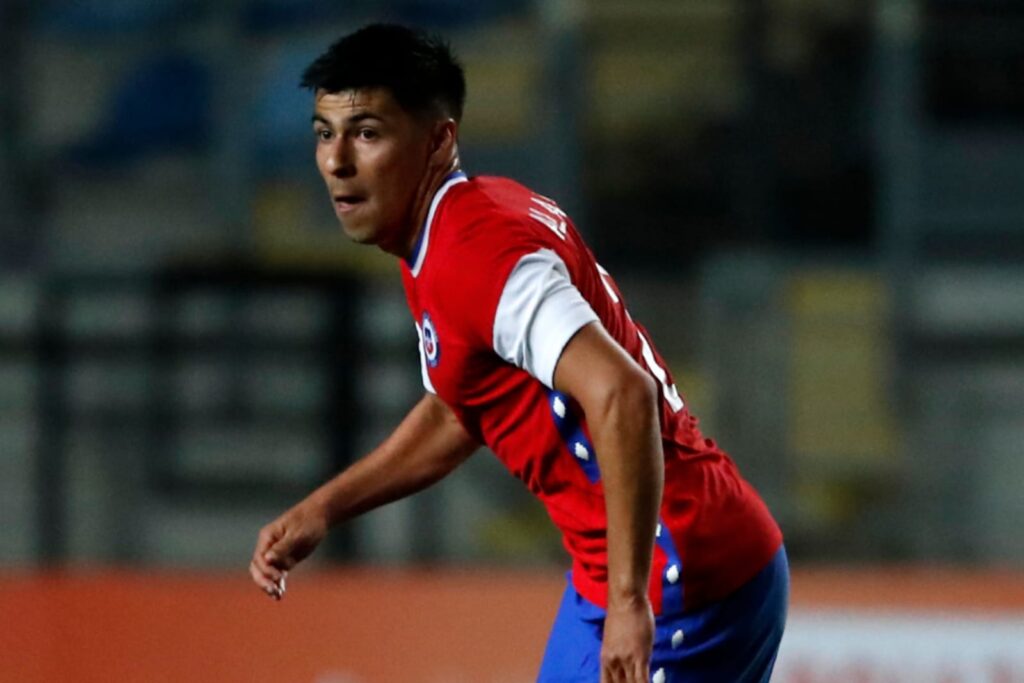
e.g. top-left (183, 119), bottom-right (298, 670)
top-left (553, 321), bottom-right (663, 683)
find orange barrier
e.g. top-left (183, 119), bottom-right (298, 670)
top-left (5, 567), bottom-right (1024, 683)
top-left (790, 566), bottom-right (1024, 613)
top-left (5, 568), bottom-right (564, 683)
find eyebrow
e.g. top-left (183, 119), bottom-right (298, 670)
top-left (311, 112), bottom-right (384, 126)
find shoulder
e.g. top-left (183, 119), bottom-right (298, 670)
top-left (422, 177), bottom-right (571, 343)
top-left (435, 176), bottom-right (567, 266)
top-left (439, 176), bottom-right (535, 235)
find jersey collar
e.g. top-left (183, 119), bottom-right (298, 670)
top-left (407, 170), bottom-right (468, 277)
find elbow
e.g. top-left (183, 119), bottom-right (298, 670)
top-left (624, 365), bottom-right (660, 417)
top-left (596, 363), bottom-right (659, 424)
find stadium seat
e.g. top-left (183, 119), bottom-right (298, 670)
top-left (249, 47), bottom-right (323, 172)
top-left (388, 0), bottom-right (531, 28)
top-left (67, 53), bottom-right (211, 166)
top-left (240, 0), bottom-right (530, 32)
top-left (241, 0), bottom-right (356, 32)
top-left (32, 0), bottom-right (202, 34)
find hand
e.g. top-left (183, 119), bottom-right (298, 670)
top-left (249, 498), bottom-right (329, 600)
top-left (600, 596), bottom-right (655, 683)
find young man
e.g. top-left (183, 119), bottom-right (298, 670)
top-left (249, 24), bottom-right (787, 683)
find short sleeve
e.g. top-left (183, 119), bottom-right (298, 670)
top-left (492, 248), bottom-right (599, 388)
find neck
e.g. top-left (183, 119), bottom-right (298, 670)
top-left (390, 154), bottom-right (461, 260)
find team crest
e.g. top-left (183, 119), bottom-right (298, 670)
top-left (421, 312), bottom-right (440, 368)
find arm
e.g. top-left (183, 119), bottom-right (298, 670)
top-left (553, 322), bottom-right (663, 683)
top-left (249, 392), bottom-right (478, 599)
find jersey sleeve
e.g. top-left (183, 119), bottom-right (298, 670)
top-left (492, 248), bottom-right (598, 388)
top-left (431, 209), bottom-right (598, 388)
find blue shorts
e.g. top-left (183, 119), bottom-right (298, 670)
top-left (537, 546), bottom-right (789, 683)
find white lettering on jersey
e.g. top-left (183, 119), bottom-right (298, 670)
top-left (597, 265), bottom-right (684, 413)
top-left (596, 264), bottom-right (620, 304)
top-left (637, 329), bottom-right (685, 412)
top-left (513, 198), bottom-right (684, 411)
top-left (528, 196), bottom-right (568, 240)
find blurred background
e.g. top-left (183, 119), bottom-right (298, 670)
top-left (2, 0), bottom-right (1023, 681)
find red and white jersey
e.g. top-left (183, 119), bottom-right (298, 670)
top-left (400, 172), bottom-right (782, 614)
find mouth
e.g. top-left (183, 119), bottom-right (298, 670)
top-left (332, 194), bottom-right (366, 214)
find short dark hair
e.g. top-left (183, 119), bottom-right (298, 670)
top-left (300, 23), bottom-right (466, 122)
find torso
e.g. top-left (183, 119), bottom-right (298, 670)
top-left (401, 174), bottom-right (782, 614)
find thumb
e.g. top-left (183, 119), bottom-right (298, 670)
top-left (264, 532), bottom-right (300, 570)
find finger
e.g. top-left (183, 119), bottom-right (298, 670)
top-left (264, 547), bottom-right (293, 572)
top-left (602, 661), bottom-right (622, 683)
top-left (620, 663), bottom-right (632, 683)
top-left (254, 527), bottom-right (286, 576)
top-left (633, 659), bottom-right (648, 683)
top-left (272, 571), bottom-right (287, 599)
top-left (248, 559), bottom-right (274, 591)
top-left (256, 525), bottom-right (281, 555)
top-left (264, 536), bottom-right (298, 572)
top-left (249, 560), bottom-right (282, 599)
top-left (252, 547), bottom-right (284, 583)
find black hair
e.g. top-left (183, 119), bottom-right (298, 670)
top-left (300, 23), bottom-right (466, 122)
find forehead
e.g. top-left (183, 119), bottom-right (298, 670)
top-left (314, 87), bottom-right (406, 120)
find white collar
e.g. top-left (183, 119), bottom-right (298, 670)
top-left (408, 170), bottom-right (468, 277)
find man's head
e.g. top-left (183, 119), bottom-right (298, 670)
top-left (302, 24), bottom-right (466, 255)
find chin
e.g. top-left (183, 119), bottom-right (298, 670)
top-left (347, 232), bottom-right (377, 246)
top-left (340, 222), bottom-right (378, 245)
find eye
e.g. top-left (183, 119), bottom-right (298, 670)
top-left (315, 128), bottom-right (333, 142)
top-left (357, 127), bottom-right (379, 141)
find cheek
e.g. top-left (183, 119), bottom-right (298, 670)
top-left (314, 150), bottom-right (331, 180)
top-left (392, 152), bottom-right (429, 190)
top-left (373, 158), bottom-right (418, 201)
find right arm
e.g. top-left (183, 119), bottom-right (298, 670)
top-left (249, 392), bottom-right (478, 598)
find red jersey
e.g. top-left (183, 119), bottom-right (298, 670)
top-left (400, 172), bottom-right (782, 614)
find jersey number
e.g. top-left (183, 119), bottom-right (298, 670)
top-left (597, 267), bottom-right (685, 413)
top-left (530, 195), bottom-right (685, 414)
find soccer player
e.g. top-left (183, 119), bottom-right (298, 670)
top-left (249, 24), bottom-right (787, 683)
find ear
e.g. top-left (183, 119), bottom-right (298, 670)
top-left (428, 118), bottom-right (458, 165)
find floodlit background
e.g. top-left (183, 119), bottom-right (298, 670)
top-left (1, 1), bottom-right (1023, 682)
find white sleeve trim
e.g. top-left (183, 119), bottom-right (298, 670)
top-left (493, 248), bottom-right (599, 388)
top-left (414, 322), bottom-right (437, 394)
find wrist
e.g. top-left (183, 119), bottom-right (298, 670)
top-left (607, 584), bottom-right (650, 610)
top-left (304, 489), bottom-right (337, 528)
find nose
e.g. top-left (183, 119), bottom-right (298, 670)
top-left (324, 138), bottom-right (355, 178)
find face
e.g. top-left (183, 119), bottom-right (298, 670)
top-left (313, 88), bottom-right (436, 253)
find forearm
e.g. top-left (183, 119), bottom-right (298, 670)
top-left (590, 377), bottom-right (664, 604)
top-left (553, 323), bottom-right (665, 606)
top-left (308, 393), bottom-right (478, 526)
